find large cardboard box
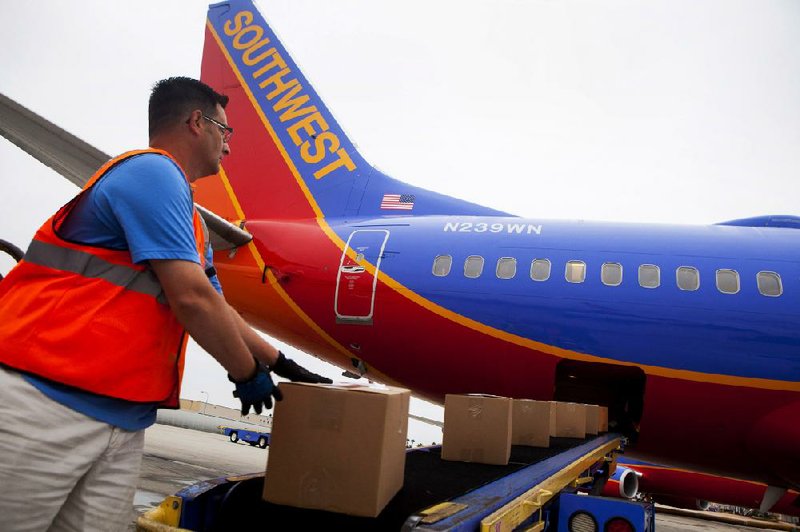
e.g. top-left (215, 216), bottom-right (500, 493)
top-left (512, 399), bottom-right (552, 448)
top-left (599, 406), bottom-right (609, 432)
top-left (585, 404), bottom-right (601, 435)
top-left (441, 394), bottom-right (512, 465)
top-left (584, 405), bottom-right (609, 434)
top-left (263, 383), bottom-right (410, 517)
top-left (550, 402), bottom-right (587, 438)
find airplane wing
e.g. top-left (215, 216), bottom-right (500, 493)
top-left (0, 92), bottom-right (251, 251)
top-left (409, 413), bottom-right (443, 428)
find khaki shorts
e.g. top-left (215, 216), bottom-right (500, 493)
top-left (0, 366), bottom-right (144, 532)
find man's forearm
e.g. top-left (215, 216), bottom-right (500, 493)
top-left (226, 302), bottom-right (333, 386)
top-left (230, 304), bottom-right (280, 367)
top-left (151, 259), bottom-right (256, 381)
top-left (177, 293), bottom-right (257, 380)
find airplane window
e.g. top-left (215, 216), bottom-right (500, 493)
top-left (464, 255), bottom-right (484, 279)
top-left (565, 260), bottom-right (586, 283)
top-left (757, 271), bottom-right (782, 297)
top-left (601, 263), bottom-right (622, 286)
top-left (638, 264), bottom-right (660, 288)
top-left (432, 255), bottom-right (452, 277)
top-left (716, 269), bottom-right (740, 294)
top-left (496, 257), bottom-right (517, 279)
top-left (530, 259), bottom-right (551, 281)
top-left (676, 266), bottom-right (699, 291)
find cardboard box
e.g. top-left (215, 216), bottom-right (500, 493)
top-left (598, 406), bottom-right (609, 432)
top-left (550, 402), bottom-right (587, 438)
top-left (584, 405), bottom-right (609, 434)
top-left (585, 404), bottom-right (600, 435)
top-left (441, 394), bottom-right (512, 465)
top-left (512, 399), bottom-right (552, 448)
top-left (263, 383), bottom-right (410, 517)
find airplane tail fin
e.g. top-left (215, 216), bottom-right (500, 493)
top-left (196, 0), bottom-right (506, 221)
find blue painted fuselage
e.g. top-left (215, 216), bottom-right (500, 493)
top-left (341, 215), bottom-right (800, 383)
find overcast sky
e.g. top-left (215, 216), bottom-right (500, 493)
top-left (2, 0), bottom-right (799, 442)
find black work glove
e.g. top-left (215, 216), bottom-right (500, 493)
top-left (271, 351), bottom-right (333, 384)
top-left (229, 360), bottom-right (283, 415)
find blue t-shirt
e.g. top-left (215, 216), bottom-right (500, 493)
top-left (24, 153), bottom-right (222, 430)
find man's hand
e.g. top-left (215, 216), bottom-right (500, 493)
top-left (272, 351), bottom-right (333, 384)
top-left (230, 361), bottom-right (283, 415)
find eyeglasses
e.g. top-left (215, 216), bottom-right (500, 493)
top-left (202, 114), bottom-right (234, 143)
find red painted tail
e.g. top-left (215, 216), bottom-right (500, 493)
top-left (195, 0), bottom-right (506, 224)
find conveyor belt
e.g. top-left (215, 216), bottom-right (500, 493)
top-left (191, 436), bottom-right (614, 531)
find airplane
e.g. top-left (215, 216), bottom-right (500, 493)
top-left (0, 0), bottom-right (798, 513)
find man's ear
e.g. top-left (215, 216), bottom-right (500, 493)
top-left (186, 109), bottom-right (203, 136)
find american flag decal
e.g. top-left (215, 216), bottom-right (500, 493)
top-left (380, 194), bottom-right (415, 211)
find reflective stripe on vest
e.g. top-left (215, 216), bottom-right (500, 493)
top-left (24, 240), bottom-right (167, 304)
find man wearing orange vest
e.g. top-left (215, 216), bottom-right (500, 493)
top-left (0, 77), bottom-right (330, 531)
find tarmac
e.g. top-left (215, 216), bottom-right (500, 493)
top-left (134, 422), bottom-right (794, 531)
top-left (135, 423), bottom-right (267, 518)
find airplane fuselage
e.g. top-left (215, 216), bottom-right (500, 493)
top-left (215, 215), bottom-right (800, 487)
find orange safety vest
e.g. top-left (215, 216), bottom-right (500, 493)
top-left (0, 149), bottom-right (208, 408)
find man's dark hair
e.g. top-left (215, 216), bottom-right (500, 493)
top-left (148, 77), bottom-right (229, 138)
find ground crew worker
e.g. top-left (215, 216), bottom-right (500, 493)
top-left (0, 77), bottom-right (330, 532)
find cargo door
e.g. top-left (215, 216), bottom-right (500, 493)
top-left (334, 230), bottom-right (389, 324)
